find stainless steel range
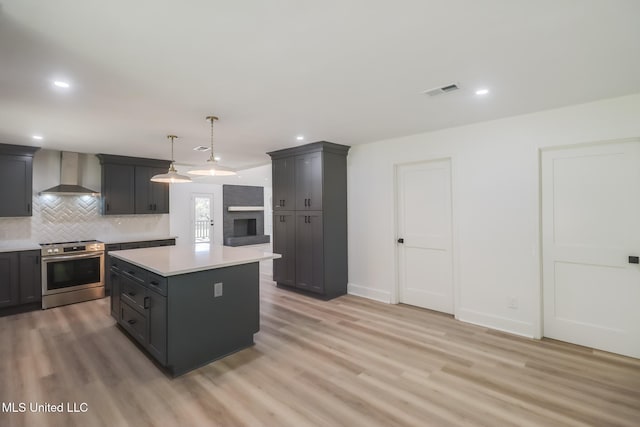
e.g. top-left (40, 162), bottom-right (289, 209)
top-left (40, 240), bottom-right (105, 309)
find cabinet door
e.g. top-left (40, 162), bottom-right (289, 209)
top-left (295, 152), bottom-right (323, 210)
top-left (0, 253), bottom-right (19, 307)
top-left (146, 289), bottom-right (167, 364)
top-left (135, 166), bottom-right (170, 214)
top-left (273, 211), bottom-right (296, 286)
top-left (0, 155), bottom-right (33, 217)
top-left (103, 163), bottom-right (135, 215)
top-left (19, 251), bottom-right (41, 304)
top-left (272, 157), bottom-right (295, 211)
top-left (295, 212), bottom-right (324, 293)
top-left (150, 167), bottom-right (170, 214)
top-left (120, 302), bottom-right (146, 344)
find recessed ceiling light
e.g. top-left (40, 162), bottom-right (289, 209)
top-left (193, 146), bottom-right (210, 152)
top-left (214, 156), bottom-right (221, 161)
top-left (475, 88), bottom-right (489, 95)
top-left (53, 81), bottom-right (70, 88)
top-left (296, 135), bottom-right (304, 141)
top-left (32, 135), bottom-right (44, 140)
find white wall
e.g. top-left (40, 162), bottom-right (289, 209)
top-left (347, 93), bottom-right (640, 338)
top-left (169, 182), bottom-right (223, 245)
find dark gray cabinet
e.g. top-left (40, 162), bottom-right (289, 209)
top-left (295, 152), bottom-right (323, 211)
top-left (0, 250), bottom-right (41, 309)
top-left (19, 251), bottom-right (41, 304)
top-left (273, 211), bottom-right (296, 287)
top-left (101, 163), bottom-right (135, 215)
top-left (135, 166), bottom-right (170, 214)
top-left (146, 287), bottom-right (167, 364)
top-left (97, 154), bottom-right (171, 215)
top-left (295, 212), bottom-right (324, 293)
top-left (268, 141), bottom-right (350, 299)
top-left (273, 157), bottom-right (295, 210)
top-left (0, 252), bottom-right (19, 307)
top-left (0, 144), bottom-right (40, 217)
top-left (111, 259), bottom-right (168, 364)
top-left (110, 255), bottom-right (259, 376)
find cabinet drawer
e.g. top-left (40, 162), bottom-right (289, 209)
top-left (120, 276), bottom-right (147, 312)
top-left (110, 256), bottom-right (123, 271)
top-left (120, 302), bottom-right (146, 345)
top-left (146, 272), bottom-right (167, 296)
top-left (120, 262), bottom-right (147, 283)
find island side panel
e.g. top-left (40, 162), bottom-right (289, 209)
top-left (166, 262), bottom-right (260, 376)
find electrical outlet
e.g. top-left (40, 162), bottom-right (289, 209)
top-left (508, 297), bottom-right (518, 309)
top-left (214, 282), bottom-right (223, 297)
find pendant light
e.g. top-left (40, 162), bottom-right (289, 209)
top-left (150, 135), bottom-right (192, 183)
top-left (188, 116), bottom-right (236, 176)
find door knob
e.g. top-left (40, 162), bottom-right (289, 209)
top-left (397, 238), bottom-right (404, 244)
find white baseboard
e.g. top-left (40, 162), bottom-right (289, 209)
top-left (347, 283), bottom-right (391, 303)
top-left (457, 308), bottom-right (535, 338)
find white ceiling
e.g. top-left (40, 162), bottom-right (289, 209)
top-left (1, 0), bottom-right (639, 170)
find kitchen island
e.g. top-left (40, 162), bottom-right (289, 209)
top-left (109, 243), bottom-right (280, 376)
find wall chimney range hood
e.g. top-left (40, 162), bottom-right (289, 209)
top-left (40, 152), bottom-right (99, 196)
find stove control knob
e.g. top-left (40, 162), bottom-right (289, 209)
top-left (53, 248), bottom-right (59, 253)
top-left (47, 249), bottom-right (53, 254)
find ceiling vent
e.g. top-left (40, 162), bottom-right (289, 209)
top-left (193, 146), bottom-right (211, 152)
top-left (423, 83), bottom-right (460, 97)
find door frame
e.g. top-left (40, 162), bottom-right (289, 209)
top-left (392, 156), bottom-right (460, 318)
top-left (537, 136), bottom-right (640, 341)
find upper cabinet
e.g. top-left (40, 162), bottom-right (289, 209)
top-left (272, 157), bottom-right (295, 211)
top-left (294, 151), bottom-right (323, 211)
top-left (134, 166), bottom-right (170, 214)
top-left (96, 154), bottom-right (171, 215)
top-left (0, 144), bottom-right (40, 217)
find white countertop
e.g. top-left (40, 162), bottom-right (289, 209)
top-left (0, 240), bottom-right (41, 253)
top-left (109, 243), bottom-right (281, 277)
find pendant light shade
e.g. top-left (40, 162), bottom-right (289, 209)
top-left (150, 135), bottom-right (192, 183)
top-left (188, 116), bottom-right (237, 176)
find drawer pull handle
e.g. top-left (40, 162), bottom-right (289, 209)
top-left (150, 281), bottom-right (159, 286)
top-left (144, 296), bottom-right (150, 309)
top-left (127, 270), bottom-right (135, 275)
top-left (127, 291), bottom-right (136, 297)
top-left (127, 319), bottom-right (137, 325)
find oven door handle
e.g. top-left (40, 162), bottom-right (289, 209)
top-left (42, 252), bottom-right (103, 262)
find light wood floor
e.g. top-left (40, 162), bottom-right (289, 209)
top-left (1, 271), bottom-right (639, 427)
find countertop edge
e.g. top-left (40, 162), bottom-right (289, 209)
top-left (109, 251), bottom-right (281, 277)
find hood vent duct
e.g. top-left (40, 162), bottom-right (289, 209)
top-left (40, 152), bottom-right (100, 196)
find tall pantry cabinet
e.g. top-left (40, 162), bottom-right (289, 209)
top-left (267, 141), bottom-right (350, 299)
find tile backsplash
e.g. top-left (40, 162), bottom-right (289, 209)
top-left (0, 194), bottom-right (169, 243)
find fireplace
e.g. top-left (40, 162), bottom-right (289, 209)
top-left (234, 218), bottom-right (257, 237)
top-left (222, 185), bottom-right (271, 247)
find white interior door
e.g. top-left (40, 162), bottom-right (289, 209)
top-left (397, 158), bottom-right (453, 314)
top-left (191, 193), bottom-right (214, 244)
top-left (542, 139), bottom-right (640, 358)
